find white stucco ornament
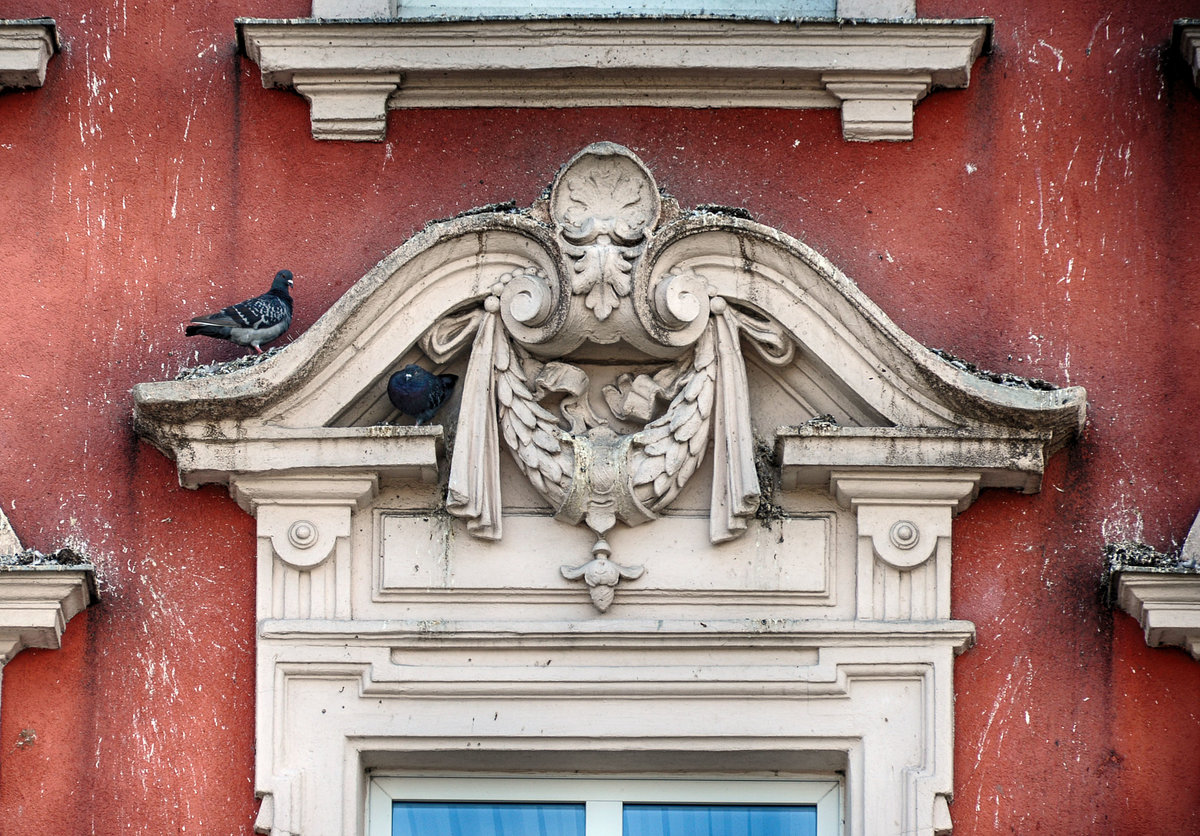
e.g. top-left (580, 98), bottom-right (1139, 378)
top-left (133, 142), bottom-right (1088, 836)
top-left (419, 144), bottom-right (786, 609)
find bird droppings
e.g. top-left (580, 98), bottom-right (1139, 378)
top-left (692, 204), bottom-right (755, 221)
top-left (427, 201), bottom-right (523, 229)
top-left (1103, 540), bottom-right (1200, 603)
top-left (931, 348), bottom-right (1060, 391)
top-left (14, 729), bottom-right (36, 750)
top-left (0, 546), bottom-right (90, 567)
top-left (174, 346), bottom-right (286, 381)
top-left (1105, 540), bottom-right (1198, 572)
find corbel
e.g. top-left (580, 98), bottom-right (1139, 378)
top-left (831, 470), bottom-right (980, 621)
top-left (231, 473), bottom-right (378, 621)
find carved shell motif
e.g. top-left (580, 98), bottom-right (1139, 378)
top-left (421, 143), bottom-right (793, 612)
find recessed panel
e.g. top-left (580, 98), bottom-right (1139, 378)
top-left (379, 512), bottom-right (831, 598)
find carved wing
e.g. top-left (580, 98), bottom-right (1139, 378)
top-left (494, 330), bottom-right (575, 508)
top-left (629, 322), bottom-right (718, 511)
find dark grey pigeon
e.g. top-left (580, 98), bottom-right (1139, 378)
top-left (388, 364), bottom-right (458, 425)
top-left (185, 270), bottom-right (294, 354)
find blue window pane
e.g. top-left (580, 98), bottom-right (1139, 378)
top-left (395, 2), bottom-right (838, 20)
top-left (392, 802), bottom-right (586, 836)
top-left (623, 804), bottom-right (817, 836)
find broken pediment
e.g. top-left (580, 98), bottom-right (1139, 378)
top-left (133, 143), bottom-right (1085, 836)
top-left (135, 142), bottom-right (1083, 610)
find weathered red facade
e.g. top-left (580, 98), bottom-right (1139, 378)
top-left (1, 0), bottom-right (1198, 833)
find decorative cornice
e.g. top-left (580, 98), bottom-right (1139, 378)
top-left (1114, 573), bottom-right (1200, 661)
top-left (309, 0), bottom-right (920, 20)
top-left (261, 617), bottom-right (978, 648)
top-left (777, 426), bottom-right (1059, 494)
top-left (236, 17), bottom-right (991, 142)
top-left (134, 424), bottom-right (442, 489)
top-left (0, 508), bottom-right (97, 666)
top-left (1110, 508), bottom-right (1200, 662)
top-left (0, 19), bottom-right (58, 91)
top-left (0, 565), bottom-right (96, 664)
top-left (0, 557), bottom-right (97, 800)
top-left (134, 143), bottom-right (1084, 613)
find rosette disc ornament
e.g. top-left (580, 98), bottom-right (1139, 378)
top-left (415, 143), bottom-right (794, 611)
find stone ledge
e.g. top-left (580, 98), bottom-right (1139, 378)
top-left (1113, 572), bottom-right (1200, 661)
top-left (309, 0), bottom-right (919, 21)
top-left (1109, 534), bottom-right (1200, 661)
top-left (260, 616), bottom-right (977, 646)
top-left (776, 425), bottom-right (1052, 493)
top-left (0, 19), bottom-right (58, 91)
top-left (236, 17), bottom-right (991, 142)
top-left (133, 424), bottom-right (443, 489)
top-left (0, 565), bottom-right (96, 664)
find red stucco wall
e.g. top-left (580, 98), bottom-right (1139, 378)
top-left (1, 0), bottom-right (1199, 833)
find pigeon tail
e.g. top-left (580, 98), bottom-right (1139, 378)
top-left (415, 374), bottom-right (459, 424)
top-left (185, 323), bottom-right (233, 340)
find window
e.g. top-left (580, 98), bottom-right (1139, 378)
top-left (354, 0), bottom-right (838, 18)
top-left (368, 776), bottom-right (840, 836)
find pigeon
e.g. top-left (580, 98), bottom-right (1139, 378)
top-left (388, 364), bottom-right (458, 425)
top-left (185, 270), bottom-right (294, 354)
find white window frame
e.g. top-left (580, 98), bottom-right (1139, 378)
top-left (367, 775), bottom-right (841, 836)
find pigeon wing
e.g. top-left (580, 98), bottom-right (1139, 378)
top-left (191, 292), bottom-right (288, 329)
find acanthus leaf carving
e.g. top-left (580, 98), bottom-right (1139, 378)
top-left (555, 149), bottom-right (658, 246)
top-left (564, 241), bottom-right (637, 321)
top-left (552, 143), bottom-right (660, 326)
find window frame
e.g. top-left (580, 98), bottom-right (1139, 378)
top-left (367, 775), bottom-right (841, 836)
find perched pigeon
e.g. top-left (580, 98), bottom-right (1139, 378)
top-left (185, 270), bottom-right (294, 354)
top-left (388, 364), bottom-right (458, 425)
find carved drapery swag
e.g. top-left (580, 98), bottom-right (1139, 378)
top-left (419, 143), bottom-right (793, 611)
